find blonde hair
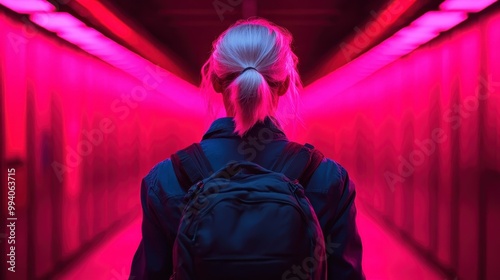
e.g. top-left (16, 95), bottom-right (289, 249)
top-left (200, 17), bottom-right (302, 136)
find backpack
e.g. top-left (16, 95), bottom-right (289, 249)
top-left (170, 142), bottom-right (326, 280)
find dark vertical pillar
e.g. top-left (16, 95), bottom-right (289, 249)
top-left (428, 85), bottom-right (441, 254)
top-left (50, 91), bottom-right (64, 269)
top-left (477, 16), bottom-right (488, 280)
top-left (449, 76), bottom-right (460, 272)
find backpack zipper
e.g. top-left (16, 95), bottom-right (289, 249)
top-left (185, 180), bottom-right (205, 202)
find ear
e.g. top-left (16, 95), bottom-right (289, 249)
top-left (277, 76), bottom-right (290, 96)
top-left (212, 74), bottom-right (224, 93)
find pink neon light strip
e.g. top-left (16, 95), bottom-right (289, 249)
top-left (411, 11), bottom-right (468, 33)
top-left (0, 0), bottom-right (55, 14)
top-left (28, 11), bottom-right (150, 80)
top-left (30, 12), bottom-right (85, 33)
top-left (440, 0), bottom-right (497, 12)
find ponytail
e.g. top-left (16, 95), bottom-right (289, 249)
top-left (228, 67), bottom-right (274, 135)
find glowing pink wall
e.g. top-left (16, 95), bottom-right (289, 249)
top-left (299, 7), bottom-right (500, 280)
top-left (0, 9), bottom-right (208, 279)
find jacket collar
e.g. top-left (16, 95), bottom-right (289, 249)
top-left (202, 116), bottom-right (288, 141)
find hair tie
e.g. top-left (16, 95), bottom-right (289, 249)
top-left (241, 67), bottom-right (257, 74)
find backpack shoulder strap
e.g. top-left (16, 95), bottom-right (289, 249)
top-left (171, 143), bottom-right (213, 192)
top-left (271, 142), bottom-right (325, 188)
top-left (301, 146), bottom-right (325, 188)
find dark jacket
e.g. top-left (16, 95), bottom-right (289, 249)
top-left (130, 116), bottom-right (365, 280)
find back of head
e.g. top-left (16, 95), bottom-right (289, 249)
top-left (201, 18), bottom-right (302, 136)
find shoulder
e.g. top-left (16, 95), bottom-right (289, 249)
top-left (304, 154), bottom-right (357, 221)
top-left (142, 158), bottom-right (185, 203)
top-left (307, 154), bottom-right (352, 195)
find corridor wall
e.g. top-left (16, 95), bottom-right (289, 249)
top-left (299, 6), bottom-right (500, 280)
top-left (0, 9), bottom-right (208, 280)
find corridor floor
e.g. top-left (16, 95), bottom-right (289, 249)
top-left (57, 210), bottom-right (447, 280)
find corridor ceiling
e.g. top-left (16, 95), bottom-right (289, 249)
top-left (103, 0), bottom-right (438, 85)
